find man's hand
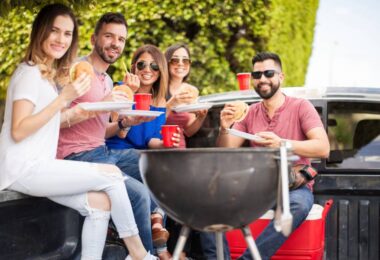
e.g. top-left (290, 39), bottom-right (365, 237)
top-left (255, 131), bottom-right (283, 147)
top-left (220, 103), bottom-right (237, 130)
top-left (120, 115), bottom-right (154, 127)
top-left (103, 91), bottom-right (130, 102)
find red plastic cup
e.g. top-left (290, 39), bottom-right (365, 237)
top-left (134, 93), bottom-right (152, 110)
top-left (161, 125), bottom-right (179, 148)
top-left (237, 73), bottom-right (251, 90)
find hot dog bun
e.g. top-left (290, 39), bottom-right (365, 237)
top-left (69, 61), bottom-right (94, 81)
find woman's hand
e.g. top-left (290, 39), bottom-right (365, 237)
top-left (192, 109), bottom-right (208, 119)
top-left (60, 74), bottom-right (91, 105)
top-left (170, 127), bottom-right (181, 148)
top-left (167, 90), bottom-right (194, 108)
top-left (123, 72), bottom-right (140, 92)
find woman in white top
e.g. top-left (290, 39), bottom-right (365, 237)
top-left (0, 4), bottom-right (156, 260)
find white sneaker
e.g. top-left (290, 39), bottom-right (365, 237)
top-left (125, 251), bottom-right (159, 260)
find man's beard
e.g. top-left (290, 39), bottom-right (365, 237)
top-left (254, 80), bottom-right (280, 99)
top-left (95, 42), bottom-right (121, 64)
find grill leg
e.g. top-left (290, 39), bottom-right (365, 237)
top-left (241, 226), bottom-right (262, 260)
top-left (172, 225), bottom-right (191, 260)
top-left (216, 231), bottom-right (224, 260)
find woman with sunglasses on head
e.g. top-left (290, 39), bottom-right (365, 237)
top-left (165, 44), bottom-right (208, 148)
top-left (164, 44), bottom-right (232, 259)
top-left (0, 4), bottom-right (157, 260)
top-left (106, 44), bottom-right (180, 260)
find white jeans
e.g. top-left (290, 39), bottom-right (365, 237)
top-left (9, 159), bottom-right (138, 259)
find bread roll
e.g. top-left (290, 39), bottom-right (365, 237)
top-left (230, 101), bottom-right (249, 122)
top-left (178, 84), bottom-right (199, 104)
top-left (110, 84), bottom-right (134, 123)
top-left (113, 84), bottom-right (134, 101)
top-left (69, 61), bottom-right (94, 81)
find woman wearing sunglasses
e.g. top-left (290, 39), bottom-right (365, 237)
top-left (165, 44), bottom-right (208, 148)
top-left (106, 44), bottom-right (180, 259)
top-left (164, 44), bottom-right (231, 259)
top-left (0, 4), bottom-right (157, 260)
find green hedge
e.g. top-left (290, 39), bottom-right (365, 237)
top-left (0, 0), bottom-right (319, 100)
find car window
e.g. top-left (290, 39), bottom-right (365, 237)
top-left (327, 101), bottom-right (380, 169)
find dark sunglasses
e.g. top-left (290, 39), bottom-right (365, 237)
top-left (136, 61), bottom-right (160, 71)
top-left (169, 57), bottom-right (191, 66)
top-left (251, 70), bottom-right (278, 79)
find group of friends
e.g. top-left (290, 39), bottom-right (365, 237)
top-left (0, 3), bottom-right (330, 260)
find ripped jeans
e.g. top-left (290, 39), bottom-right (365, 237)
top-left (9, 159), bottom-right (138, 260)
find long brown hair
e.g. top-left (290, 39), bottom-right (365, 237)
top-left (24, 3), bottom-right (78, 86)
top-left (131, 45), bottom-right (168, 107)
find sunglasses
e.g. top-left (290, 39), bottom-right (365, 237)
top-left (251, 70), bottom-right (278, 79)
top-left (169, 57), bottom-right (191, 66)
top-left (136, 61), bottom-right (160, 71)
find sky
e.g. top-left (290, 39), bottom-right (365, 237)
top-left (305, 0), bottom-right (380, 88)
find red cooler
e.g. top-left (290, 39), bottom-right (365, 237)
top-left (226, 200), bottom-right (333, 260)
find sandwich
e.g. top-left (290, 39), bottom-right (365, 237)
top-left (178, 84), bottom-right (199, 104)
top-left (112, 84), bottom-right (134, 101)
top-left (230, 100), bottom-right (249, 122)
top-left (111, 84), bottom-right (134, 138)
top-left (69, 61), bottom-right (94, 81)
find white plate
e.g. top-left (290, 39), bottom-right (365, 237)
top-left (172, 102), bottom-right (214, 113)
top-left (79, 101), bottom-right (134, 111)
top-left (118, 110), bottom-right (164, 117)
top-left (227, 128), bottom-right (264, 142)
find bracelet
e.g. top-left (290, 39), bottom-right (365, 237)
top-left (219, 126), bottom-right (229, 135)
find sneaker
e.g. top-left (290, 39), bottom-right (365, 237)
top-left (125, 251), bottom-right (159, 260)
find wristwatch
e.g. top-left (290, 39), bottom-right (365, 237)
top-left (118, 120), bottom-right (131, 131)
top-left (299, 165), bottom-right (318, 181)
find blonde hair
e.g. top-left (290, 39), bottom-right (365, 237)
top-left (23, 4), bottom-right (78, 86)
top-left (131, 45), bottom-right (168, 107)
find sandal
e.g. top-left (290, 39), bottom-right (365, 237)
top-left (151, 214), bottom-right (170, 247)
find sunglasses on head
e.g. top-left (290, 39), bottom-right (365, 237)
top-left (136, 61), bottom-right (160, 71)
top-left (251, 70), bottom-right (278, 79)
top-left (169, 57), bottom-right (191, 66)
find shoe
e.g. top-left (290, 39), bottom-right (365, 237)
top-left (106, 226), bottom-right (125, 248)
top-left (157, 251), bottom-right (187, 260)
top-left (158, 250), bottom-right (172, 260)
top-left (126, 251), bottom-right (159, 260)
top-left (151, 215), bottom-right (170, 247)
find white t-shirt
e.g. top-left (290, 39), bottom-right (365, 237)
top-left (0, 63), bottom-right (61, 190)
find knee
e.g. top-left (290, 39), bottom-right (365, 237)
top-left (97, 163), bottom-right (123, 179)
top-left (87, 191), bottom-right (111, 212)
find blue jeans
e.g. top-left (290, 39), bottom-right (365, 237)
top-left (238, 185), bottom-right (314, 260)
top-left (108, 148), bottom-right (161, 215)
top-left (65, 146), bottom-right (153, 253)
top-left (199, 232), bottom-right (231, 260)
